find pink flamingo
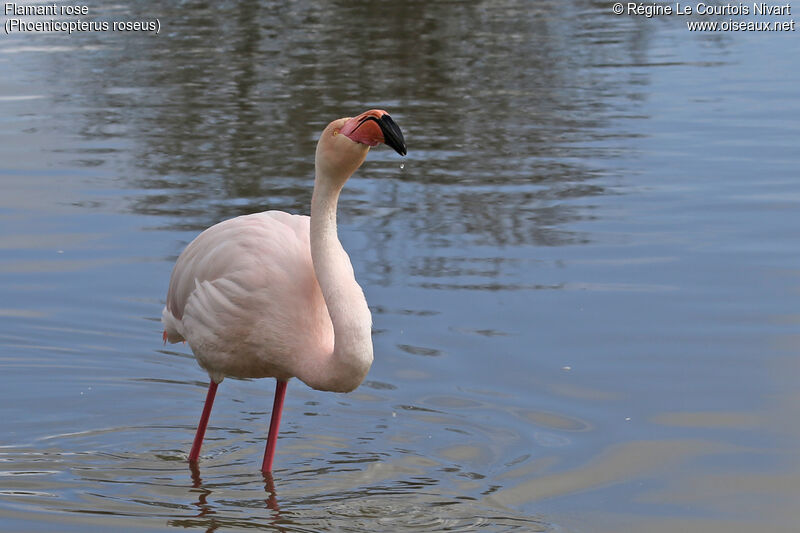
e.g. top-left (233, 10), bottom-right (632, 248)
top-left (161, 110), bottom-right (406, 472)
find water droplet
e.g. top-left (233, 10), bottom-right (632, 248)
top-left (399, 163), bottom-right (405, 170)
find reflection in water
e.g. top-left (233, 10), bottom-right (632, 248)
top-left (45, 1), bottom-right (644, 247)
top-left (187, 462), bottom-right (218, 532)
top-left (179, 463), bottom-right (282, 532)
top-left (262, 473), bottom-right (280, 514)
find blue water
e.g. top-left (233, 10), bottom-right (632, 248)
top-left (1, 2), bottom-right (799, 531)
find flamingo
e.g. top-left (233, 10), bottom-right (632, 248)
top-left (161, 110), bottom-right (406, 472)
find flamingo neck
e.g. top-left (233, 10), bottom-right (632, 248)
top-left (307, 173), bottom-right (373, 392)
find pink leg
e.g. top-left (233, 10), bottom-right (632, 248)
top-left (261, 379), bottom-right (288, 473)
top-left (189, 381), bottom-right (218, 463)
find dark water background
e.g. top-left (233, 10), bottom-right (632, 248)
top-left (1, 1), bottom-right (799, 531)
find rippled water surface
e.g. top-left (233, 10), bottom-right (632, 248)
top-left (2, 1), bottom-right (799, 531)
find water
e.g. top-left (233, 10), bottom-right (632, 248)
top-left (1, 1), bottom-right (799, 531)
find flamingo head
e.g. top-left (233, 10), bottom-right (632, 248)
top-left (316, 109), bottom-right (406, 185)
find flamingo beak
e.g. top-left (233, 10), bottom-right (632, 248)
top-left (340, 110), bottom-right (407, 156)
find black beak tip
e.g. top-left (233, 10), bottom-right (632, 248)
top-left (378, 114), bottom-right (407, 157)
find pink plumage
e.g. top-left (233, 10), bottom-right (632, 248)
top-left (163, 212), bottom-right (334, 384)
top-left (161, 110), bottom-right (406, 472)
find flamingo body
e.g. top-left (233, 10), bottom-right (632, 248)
top-left (162, 211), bottom-right (335, 385)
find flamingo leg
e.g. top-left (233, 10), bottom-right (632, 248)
top-left (261, 379), bottom-right (288, 473)
top-left (189, 380), bottom-right (218, 463)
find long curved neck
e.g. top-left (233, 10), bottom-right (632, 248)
top-left (308, 172), bottom-right (373, 392)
